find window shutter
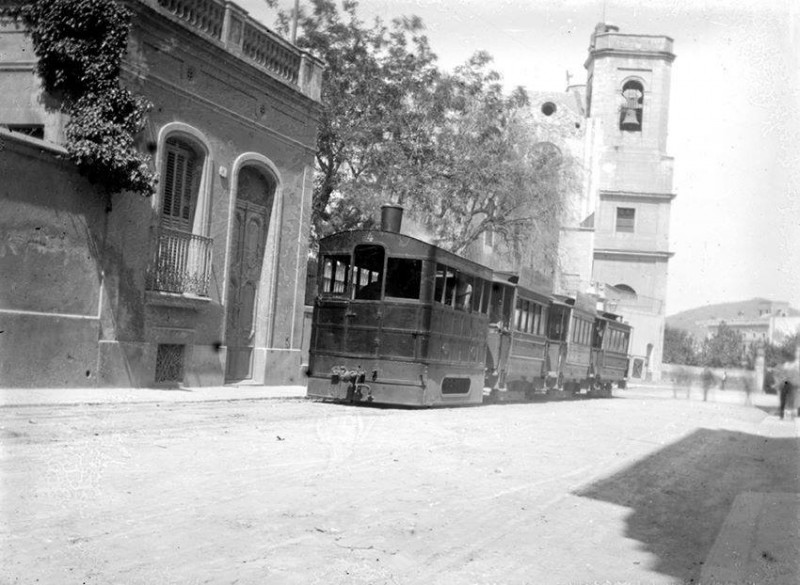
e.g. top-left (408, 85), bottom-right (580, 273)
top-left (162, 150), bottom-right (177, 218)
top-left (161, 138), bottom-right (199, 231)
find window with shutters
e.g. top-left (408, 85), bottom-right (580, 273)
top-left (146, 130), bottom-right (213, 297)
top-left (161, 138), bottom-right (200, 231)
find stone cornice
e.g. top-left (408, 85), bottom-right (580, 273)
top-left (600, 190), bottom-right (676, 201)
top-left (0, 127), bottom-right (67, 157)
top-left (129, 69), bottom-right (318, 155)
top-left (594, 248), bottom-right (674, 260)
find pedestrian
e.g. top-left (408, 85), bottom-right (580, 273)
top-left (778, 380), bottom-right (793, 419)
top-left (721, 370), bottom-right (727, 390)
top-left (742, 376), bottom-right (753, 406)
top-left (701, 367), bottom-right (715, 402)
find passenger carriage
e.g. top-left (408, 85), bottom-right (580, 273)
top-left (589, 312), bottom-right (632, 394)
top-left (553, 296), bottom-right (597, 394)
top-left (485, 273), bottom-right (551, 401)
top-left (306, 218), bottom-right (493, 407)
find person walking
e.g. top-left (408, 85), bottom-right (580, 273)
top-left (778, 380), bottom-right (795, 420)
top-left (701, 367), bottom-right (715, 402)
top-left (743, 376), bottom-right (753, 406)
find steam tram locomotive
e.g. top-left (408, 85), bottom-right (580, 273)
top-left (306, 212), bottom-right (631, 407)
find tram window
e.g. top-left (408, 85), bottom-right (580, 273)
top-left (321, 254), bottom-right (350, 295)
top-left (385, 258), bottom-right (422, 300)
top-left (524, 301), bottom-right (532, 333)
top-left (352, 244), bottom-right (384, 300)
top-left (531, 303), bottom-right (541, 335)
top-left (481, 280), bottom-right (491, 314)
top-left (548, 307), bottom-right (566, 340)
top-left (471, 278), bottom-right (484, 313)
top-left (455, 273), bottom-right (474, 311)
top-left (443, 268), bottom-right (457, 307)
top-left (594, 321), bottom-right (605, 348)
top-left (434, 264), bottom-right (448, 304)
top-left (514, 298), bottom-right (523, 330)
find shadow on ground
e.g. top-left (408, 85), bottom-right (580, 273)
top-left (574, 427), bottom-right (800, 582)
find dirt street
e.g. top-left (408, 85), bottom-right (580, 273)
top-left (2, 390), bottom-right (799, 585)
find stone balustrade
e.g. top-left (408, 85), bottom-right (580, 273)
top-left (150, 0), bottom-right (323, 100)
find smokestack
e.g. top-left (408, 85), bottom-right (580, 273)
top-left (380, 204), bottom-right (403, 233)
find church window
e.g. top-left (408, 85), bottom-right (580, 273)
top-left (616, 207), bottom-right (635, 232)
top-left (620, 80), bottom-right (644, 132)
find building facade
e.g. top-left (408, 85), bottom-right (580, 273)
top-left (0, 0), bottom-right (323, 388)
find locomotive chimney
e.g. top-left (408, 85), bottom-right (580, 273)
top-left (380, 204), bottom-right (403, 233)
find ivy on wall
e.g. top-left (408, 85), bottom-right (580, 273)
top-left (16, 0), bottom-right (156, 197)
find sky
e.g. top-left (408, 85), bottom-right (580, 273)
top-left (239, 0), bottom-right (800, 316)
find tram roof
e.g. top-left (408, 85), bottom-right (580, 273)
top-left (492, 271), bottom-right (555, 303)
top-left (319, 229), bottom-right (493, 279)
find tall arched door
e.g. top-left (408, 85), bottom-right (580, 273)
top-left (225, 166), bottom-right (275, 381)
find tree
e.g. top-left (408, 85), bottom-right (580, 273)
top-left (701, 321), bottom-right (745, 368)
top-left (662, 325), bottom-right (699, 365)
top-left (277, 0), bottom-right (574, 259)
top-left (276, 0), bottom-right (440, 242)
top-left (406, 52), bottom-right (573, 259)
top-left (763, 331), bottom-right (800, 368)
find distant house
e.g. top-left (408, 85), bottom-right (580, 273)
top-left (0, 0), bottom-right (323, 388)
top-left (701, 301), bottom-right (800, 350)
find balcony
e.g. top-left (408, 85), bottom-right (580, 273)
top-left (147, 228), bottom-right (213, 298)
top-left (148, 0), bottom-right (323, 101)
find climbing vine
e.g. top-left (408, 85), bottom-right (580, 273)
top-left (15, 0), bottom-right (156, 197)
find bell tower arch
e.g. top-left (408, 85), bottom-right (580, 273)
top-left (585, 23), bottom-right (676, 381)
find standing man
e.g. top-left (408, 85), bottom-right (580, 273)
top-left (779, 380), bottom-right (793, 419)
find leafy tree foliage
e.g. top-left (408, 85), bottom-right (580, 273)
top-left (662, 325), bottom-right (700, 365)
top-left (700, 321), bottom-right (745, 368)
top-left (276, 0), bottom-right (572, 256)
top-left (15, 0), bottom-right (156, 197)
top-left (762, 331), bottom-right (800, 368)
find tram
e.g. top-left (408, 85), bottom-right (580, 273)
top-left (306, 208), bottom-right (632, 407)
top-left (306, 212), bottom-right (492, 406)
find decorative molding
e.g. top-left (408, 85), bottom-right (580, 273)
top-left (600, 190), bottom-right (676, 201)
top-left (594, 248), bottom-right (674, 260)
top-left (145, 290), bottom-right (211, 309)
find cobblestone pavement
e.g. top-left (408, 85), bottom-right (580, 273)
top-left (1, 389), bottom-right (798, 585)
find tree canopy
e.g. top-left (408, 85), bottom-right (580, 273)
top-left (662, 325), bottom-right (700, 366)
top-left (700, 321), bottom-right (745, 368)
top-left (275, 0), bottom-right (574, 258)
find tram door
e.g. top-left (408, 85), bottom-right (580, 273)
top-left (486, 282), bottom-right (515, 387)
top-left (546, 304), bottom-right (570, 386)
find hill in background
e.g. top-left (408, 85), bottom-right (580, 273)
top-left (666, 298), bottom-right (800, 340)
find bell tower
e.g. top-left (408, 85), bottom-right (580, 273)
top-left (585, 23), bottom-right (676, 381)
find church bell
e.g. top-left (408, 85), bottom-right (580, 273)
top-left (620, 107), bottom-right (640, 130)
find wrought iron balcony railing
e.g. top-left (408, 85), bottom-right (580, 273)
top-left (147, 227), bottom-right (213, 297)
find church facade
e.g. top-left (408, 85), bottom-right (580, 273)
top-left (529, 23), bottom-right (677, 381)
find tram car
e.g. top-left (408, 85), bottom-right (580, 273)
top-left (307, 207), bottom-right (632, 407)
top-left (590, 312), bottom-right (632, 394)
top-left (484, 272), bottom-right (552, 400)
top-left (483, 286), bottom-right (632, 402)
top-left (306, 209), bottom-right (493, 407)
